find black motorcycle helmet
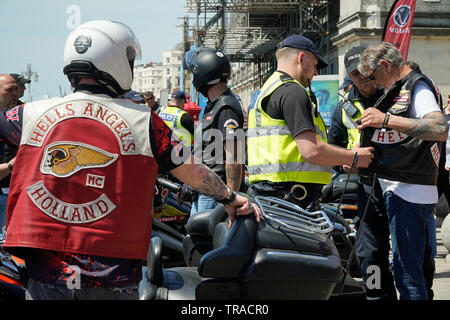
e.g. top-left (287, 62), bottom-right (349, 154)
top-left (183, 47), bottom-right (231, 96)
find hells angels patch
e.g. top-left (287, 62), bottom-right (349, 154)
top-left (40, 141), bottom-right (118, 178)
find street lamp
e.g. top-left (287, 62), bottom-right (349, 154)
top-left (22, 63), bottom-right (38, 102)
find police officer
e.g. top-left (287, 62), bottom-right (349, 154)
top-left (183, 47), bottom-right (246, 216)
top-left (159, 90), bottom-right (194, 147)
top-left (246, 35), bottom-right (374, 209)
top-left (328, 45), bottom-right (396, 300)
top-left (3, 20), bottom-right (260, 300)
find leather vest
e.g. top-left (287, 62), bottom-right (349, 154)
top-left (0, 107), bottom-right (20, 190)
top-left (360, 71), bottom-right (442, 185)
top-left (193, 89), bottom-right (244, 179)
top-left (4, 92), bottom-right (158, 260)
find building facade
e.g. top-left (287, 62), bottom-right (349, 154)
top-left (332, 0), bottom-right (450, 99)
top-left (226, 0), bottom-right (450, 110)
top-left (132, 45), bottom-right (184, 106)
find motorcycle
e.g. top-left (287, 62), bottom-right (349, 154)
top-left (321, 173), bottom-right (361, 277)
top-left (140, 195), bottom-right (365, 300)
top-left (322, 173), bottom-right (359, 222)
top-left (0, 236), bottom-right (26, 300)
top-left (151, 176), bottom-right (197, 268)
top-left (153, 176), bottom-right (192, 235)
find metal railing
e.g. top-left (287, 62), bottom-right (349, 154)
top-left (254, 196), bottom-right (334, 235)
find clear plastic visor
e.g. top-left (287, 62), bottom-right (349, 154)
top-left (183, 48), bottom-right (201, 73)
top-left (112, 21), bottom-right (142, 61)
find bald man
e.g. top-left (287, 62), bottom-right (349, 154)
top-left (0, 74), bottom-right (19, 234)
top-left (0, 74), bottom-right (18, 110)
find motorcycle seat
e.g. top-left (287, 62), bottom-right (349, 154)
top-left (186, 204), bottom-right (227, 238)
top-left (322, 173), bottom-right (359, 203)
top-left (198, 215), bottom-right (257, 279)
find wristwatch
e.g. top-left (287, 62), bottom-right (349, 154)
top-left (216, 186), bottom-right (237, 205)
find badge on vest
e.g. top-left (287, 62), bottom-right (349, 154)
top-left (160, 113), bottom-right (174, 122)
top-left (26, 181), bottom-right (116, 224)
top-left (224, 119), bottom-right (239, 134)
top-left (40, 141), bottom-right (118, 178)
top-left (390, 90), bottom-right (410, 113)
top-left (371, 129), bottom-right (409, 144)
top-left (431, 142), bottom-right (440, 167)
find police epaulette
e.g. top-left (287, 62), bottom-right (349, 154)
top-left (279, 73), bottom-right (294, 82)
top-left (342, 101), bottom-right (359, 118)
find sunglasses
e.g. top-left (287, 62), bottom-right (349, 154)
top-left (145, 97), bottom-right (154, 101)
top-left (367, 68), bottom-right (378, 81)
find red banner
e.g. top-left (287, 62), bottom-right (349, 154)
top-left (382, 0), bottom-right (417, 60)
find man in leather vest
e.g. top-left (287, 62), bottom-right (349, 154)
top-left (328, 46), bottom-right (396, 300)
top-left (2, 21), bottom-right (260, 300)
top-left (0, 74), bottom-right (19, 235)
top-left (357, 42), bottom-right (448, 300)
top-left (183, 47), bottom-right (246, 216)
top-left (246, 35), bottom-right (374, 209)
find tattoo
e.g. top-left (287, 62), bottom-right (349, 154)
top-left (195, 169), bottom-right (229, 201)
top-left (403, 112), bottom-right (448, 141)
top-left (225, 163), bottom-right (244, 191)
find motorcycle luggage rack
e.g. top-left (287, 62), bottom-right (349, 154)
top-left (254, 196), bottom-right (334, 235)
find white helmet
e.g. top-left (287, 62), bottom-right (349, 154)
top-left (63, 20), bottom-right (141, 96)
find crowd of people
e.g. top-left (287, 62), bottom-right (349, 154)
top-left (0, 19), bottom-right (448, 301)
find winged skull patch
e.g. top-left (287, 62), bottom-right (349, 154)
top-left (40, 142), bottom-right (118, 177)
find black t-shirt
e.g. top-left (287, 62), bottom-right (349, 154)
top-left (262, 72), bottom-right (316, 138)
top-left (180, 112), bottom-right (195, 135)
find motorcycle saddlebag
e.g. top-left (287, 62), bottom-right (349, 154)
top-left (240, 219), bottom-right (343, 300)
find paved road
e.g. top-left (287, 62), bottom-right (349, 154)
top-left (431, 216), bottom-right (450, 300)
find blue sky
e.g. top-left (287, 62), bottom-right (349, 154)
top-left (0, 0), bottom-right (187, 101)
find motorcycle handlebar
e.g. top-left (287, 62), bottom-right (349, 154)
top-left (156, 177), bottom-right (182, 193)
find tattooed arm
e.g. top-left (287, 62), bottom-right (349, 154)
top-left (224, 140), bottom-right (244, 191)
top-left (358, 109), bottom-right (448, 141)
top-left (170, 155), bottom-right (260, 225)
top-left (402, 112), bottom-right (448, 141)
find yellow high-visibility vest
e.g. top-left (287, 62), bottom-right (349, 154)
top-left (247, 71), bottom-right (332, 185)
top-left (341, 93), bottom-right (365, 149)
top-left (159, 106), bottom-right (194, 146)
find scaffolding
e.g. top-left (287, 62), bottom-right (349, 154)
top-left (184, 0), bottom-right (338, 71)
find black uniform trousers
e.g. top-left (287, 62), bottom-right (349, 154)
top-left (355, 178), bottom-right (397, 300)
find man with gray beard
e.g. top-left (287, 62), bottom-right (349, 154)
top-left (357, 42), bottom-right (448, 300)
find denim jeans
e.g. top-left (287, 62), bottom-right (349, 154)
top-left (190, 194), bottom-right (218, 217)
top-left (26, 278), bottom-right (139, 300)
top-left (383, 191), bottom-right (435, 300)
top-left (0, 193), bottom-right (7, 235)
top-left (426, 214), bottom-right (437, 260)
